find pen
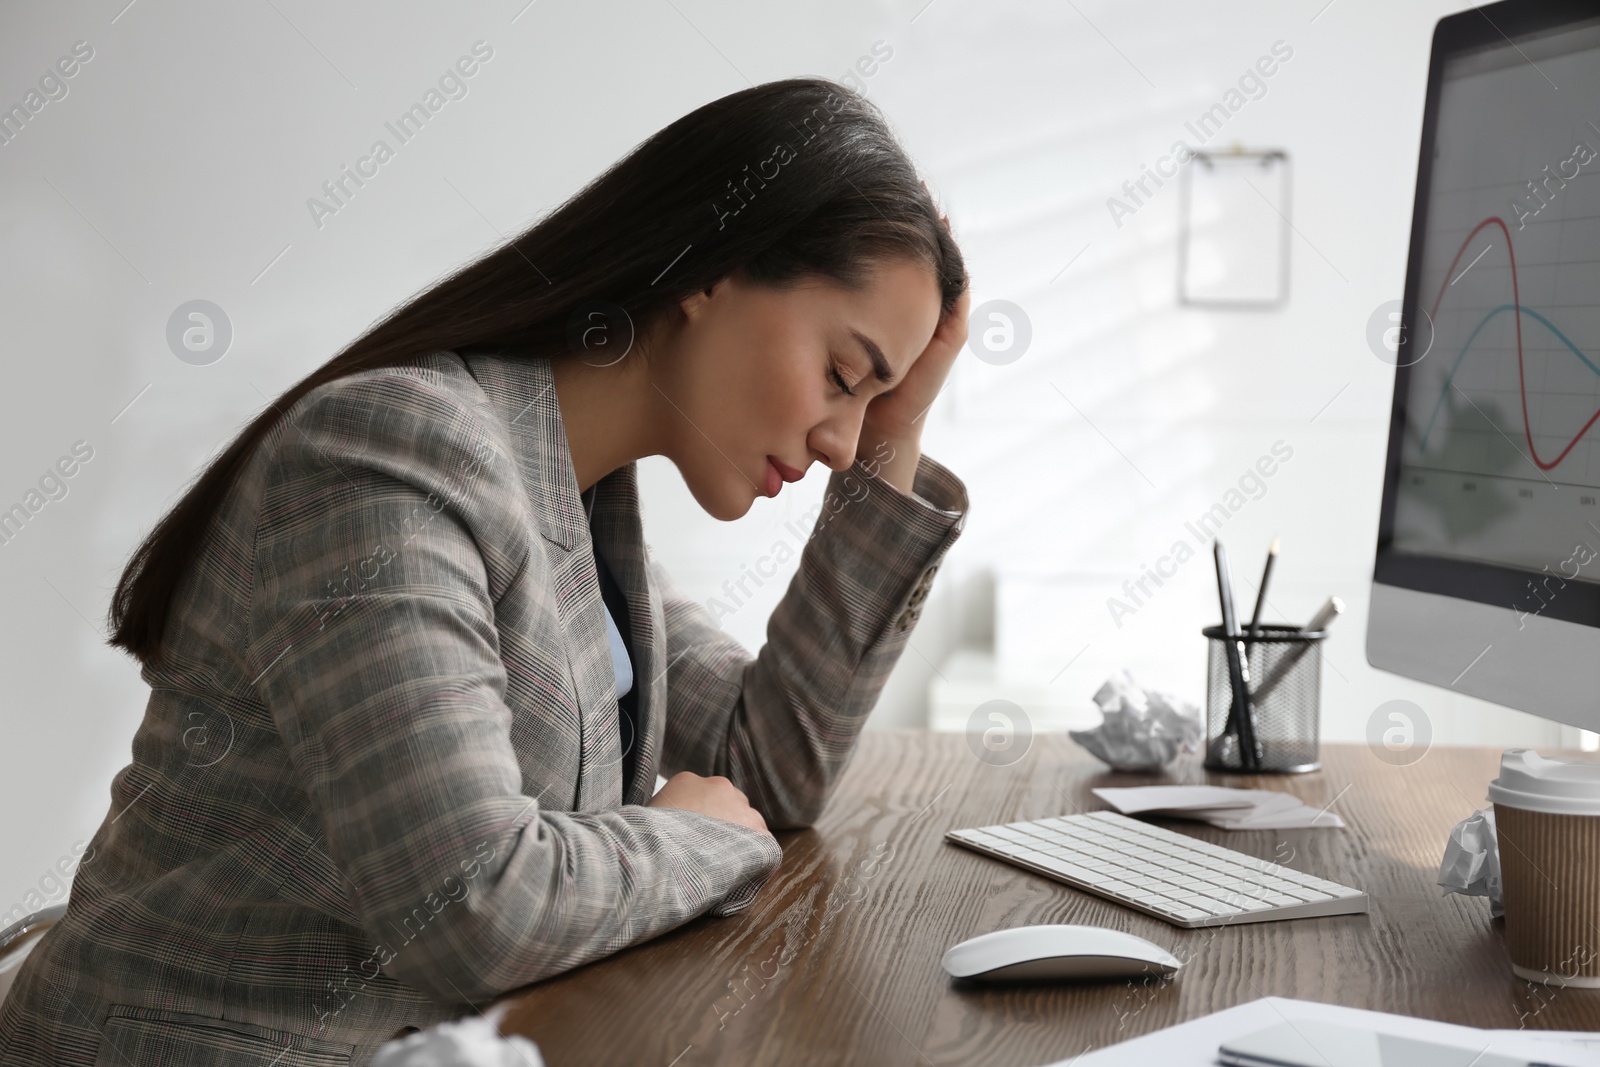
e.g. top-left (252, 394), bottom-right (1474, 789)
top-left (1253, 596), bottom-right (1344, 704)
top-left (1302, 596), bottom-right (1344, 634)
top-left (1213, 540), bottom-right (1263, 770)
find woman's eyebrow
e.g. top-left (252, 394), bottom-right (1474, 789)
top-left (850, 329), bottom-right (898, 386)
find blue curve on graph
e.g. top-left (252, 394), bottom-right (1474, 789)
top-left (1417, 303), bottom-right (1600, 454)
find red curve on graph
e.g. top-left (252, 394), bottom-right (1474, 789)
top-left (1428, 216), bottom-right (1600, 470)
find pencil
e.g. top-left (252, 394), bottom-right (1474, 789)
top-left (1247, 536), bottom-right (1278, 641)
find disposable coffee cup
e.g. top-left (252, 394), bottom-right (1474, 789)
top-left (1488, 749), bottom-right (1600, 986)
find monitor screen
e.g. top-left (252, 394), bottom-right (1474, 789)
top-left (1379, 3), bottom-right (1600, 630)
top-left (1371, 1), bottom-right (1600, 733)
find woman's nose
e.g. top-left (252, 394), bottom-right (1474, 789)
top-left (812, 416), bottom-right (864, 473)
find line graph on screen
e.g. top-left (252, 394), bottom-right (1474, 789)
top-left (1415, 216), bottom-right (1600, 472)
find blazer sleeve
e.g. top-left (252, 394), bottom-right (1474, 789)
top-left (245, 371), bottom-right (783, 1006)
top-left (654, 450), bottom-right (968, 829)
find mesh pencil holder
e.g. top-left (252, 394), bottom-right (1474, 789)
top-left (1201, 623), bottom-right (1326, 774)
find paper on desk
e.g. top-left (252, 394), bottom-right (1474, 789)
top-left (370, 1004), bottom-right (545, 1067)
top-left (1092, 785), bottom-right (1345, 830)
top-left (1036, 996), bottom-right (1600, 1067)
top-left (1439, 805), bottom-right (1503, 917)
top-left (1070, 669), bottom-right (1205, 771)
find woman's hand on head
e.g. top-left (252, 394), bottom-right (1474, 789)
top-left (860, 229), bottom-right (970, 450)
top-left (648, 771), bottom-right (773, 838)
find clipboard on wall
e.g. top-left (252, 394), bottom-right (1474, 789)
top-left (1177, 147), bottom-right (1291, 308)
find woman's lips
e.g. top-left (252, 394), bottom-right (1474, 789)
top-left (769, 456), bottom-right (805, 481)
top-left (765, 456), bottom-right (805, 496)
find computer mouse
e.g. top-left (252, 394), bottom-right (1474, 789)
top-left (941, 924), bottom-right (1183, 983)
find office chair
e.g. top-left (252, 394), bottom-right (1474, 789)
top-left (0, 904), bottom-right (67, 1009)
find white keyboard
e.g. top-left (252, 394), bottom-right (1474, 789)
top-left (946, 810), bottom-right (1368, 928)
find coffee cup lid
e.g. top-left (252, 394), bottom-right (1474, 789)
top-left (1487, 749), bottom-right (1600, 816)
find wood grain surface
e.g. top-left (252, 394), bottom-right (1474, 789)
top-left (497, 732), bottom-right (1599, 1065)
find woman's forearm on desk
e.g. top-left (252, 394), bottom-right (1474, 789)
top-left (655, 450), bottom-right (968, 829)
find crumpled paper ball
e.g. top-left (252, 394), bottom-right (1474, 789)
top-left (1437, 805), bottom-right (1503, 918)
top-left (371, 1010), bottom-right (545, 1067)
top-left (1069, 668), bottom-right (1204, 771)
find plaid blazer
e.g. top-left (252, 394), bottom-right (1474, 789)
top-left (0, 349), bottom-right (967, 1065)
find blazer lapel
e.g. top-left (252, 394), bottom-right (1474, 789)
top-left (457, 349), bottom-right (587, 551)
top-left (456, 348), bottom-right (659, 811)
top-left (587, 463), bottom-right (663, 807)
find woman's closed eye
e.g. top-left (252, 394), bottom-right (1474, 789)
top-left (828, 358), bottom-right (858, 397)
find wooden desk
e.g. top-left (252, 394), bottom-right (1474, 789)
top-left (499, 733), bottom-right (1599, 1064)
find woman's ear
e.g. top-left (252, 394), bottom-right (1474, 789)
top-left (678, 275), bottom-right (727, 319)
top-left (678, 289), bottom-right (711, 319)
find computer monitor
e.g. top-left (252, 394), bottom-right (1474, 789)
top-left (1369, 0), bottom-right (1600, 733)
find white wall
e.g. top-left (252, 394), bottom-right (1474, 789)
top-left (0, 0), bottom-right (1566, 920)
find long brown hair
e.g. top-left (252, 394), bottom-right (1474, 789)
top-left (107, 76), bottom-right (968, 668)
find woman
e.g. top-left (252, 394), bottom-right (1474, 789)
top-left (0, 77), bottom-right (969, 1065)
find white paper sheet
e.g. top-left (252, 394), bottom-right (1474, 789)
top-left (1091, 786), bottom-right (1345, 830)
top-left (1036, 996), bottom-right (1600, 1067)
